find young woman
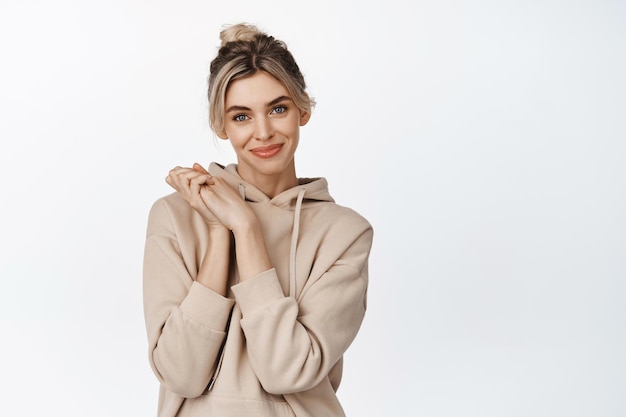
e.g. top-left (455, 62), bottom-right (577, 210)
top-left (143, 23), bottom-right (373, 417)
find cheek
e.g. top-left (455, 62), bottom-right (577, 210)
top-left (224, 126), bottom-right (249, 145)
top-left (280, 117), bottom-right (301, 136)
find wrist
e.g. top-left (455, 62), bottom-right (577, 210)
top-left (197, 225), bottom-right (231, 296)
top-left (208, 224), bottom-right (231, 236)
top-left (231, 218), bottom-right (260, 240)
top-left (232, 220), bottom-right (272, 281)
top-left (230, 210), bottom-right (261, 237)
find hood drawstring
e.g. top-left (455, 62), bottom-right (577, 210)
top-left (237, 183), bottom-right (305, 298)
top-left (289, 188), bottom-right (306, 298)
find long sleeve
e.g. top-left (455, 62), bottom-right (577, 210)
top-left (231, 224), bottom-right (373, 395)
top-left (143, 198), bottom-right (235, 398)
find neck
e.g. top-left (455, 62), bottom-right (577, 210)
top-left (236, 163), bottom-right (298, 198)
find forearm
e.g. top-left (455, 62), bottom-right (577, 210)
top-left (151, 284), bottom-right (233, 397)
top-left (196, 226), bottom-right (232, 296)
top-left (231, 226), bottom-right (373, 394)
top-left (232, 265), bottom-right (368, 394)
top-left (144, 232), bottom-right (235, 398)
top-left (233, 221), bottom-right (272, 281)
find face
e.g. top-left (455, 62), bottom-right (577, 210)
top-left (218, 71), bottom-right (310, 187)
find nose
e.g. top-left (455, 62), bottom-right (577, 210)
top-left (253, 117), bottom-right (274, 141)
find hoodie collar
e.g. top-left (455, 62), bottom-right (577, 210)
top-left (208, 162), bottom-right (334, 208)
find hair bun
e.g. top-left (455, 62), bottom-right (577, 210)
top-left (220, 23), bottom-right (265, 46)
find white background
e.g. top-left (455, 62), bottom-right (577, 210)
top-left (1, 0), bottom-right (625, 416)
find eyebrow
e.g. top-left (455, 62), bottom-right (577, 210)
top-left (225, 95), bottom-right (292, 113)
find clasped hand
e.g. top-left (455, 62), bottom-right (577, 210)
top-left (166, 163), bottom-right (253, 231)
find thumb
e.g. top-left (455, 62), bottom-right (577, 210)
top-left (192, 163), bottom-right (209, 174)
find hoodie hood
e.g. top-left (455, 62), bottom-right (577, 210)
top-left (208, 163), bottom-right (335, 208)
top-left (207, 162), bottom-right (334, 298)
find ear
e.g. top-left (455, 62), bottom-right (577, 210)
top-left (299, 110), bottom-right (311, 126)
top-left (216, 129), bottom-right (229, 139)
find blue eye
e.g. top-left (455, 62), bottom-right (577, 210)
top-left (272, 105), bottom-right (287, 114)
top-left (233, 114), bottom-right (248, 122)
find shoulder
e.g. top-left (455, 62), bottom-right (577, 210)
top-left (146, 192), bottom-right (196, 238)
top-left (302, 202), bottom-right (373, 279)
top-left (309, 201), bottom-right (372, 232)
top-left (149, 192), bottom-right (189, 215)
top-left (299, 177), bottom-right (371, 233)
top-left (303, 201), bottom-right (373, 251)
top-left (148, 192), bottom-right (188, 221)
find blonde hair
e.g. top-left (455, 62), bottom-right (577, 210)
top-left (207, 23), bottom-right (315, 135)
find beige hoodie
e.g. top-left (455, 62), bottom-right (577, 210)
top-left (143, 163), bottom-right (373, 417)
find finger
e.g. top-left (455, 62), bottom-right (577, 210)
top-left (168, 167), bottom-right (190, 183)
top-left (200, 185), bottom-right (215, 204)
top-left (169, 166), bottom-right (189, 175)
top-left (189, 175), bottom-right (214, 188)
top-left (189, 176), bottom-right (201, 201)
top-left (166, 174), bottom-right (186, 192)
top-left (170, 166), bottom-right (206, 180)
top-left (166, 171), bottom-right (189, 188)
top-left (190, 174), bottom-right (214, 186)
top-left (184, 172), bottom-right (209, 190)
top-left (192, 163), bottom-right (210, 174)
top-left (211, 177), bottom-right (239, 196)
top-left (167, 167), bottom-right (202, 193)
top-left (174, 169), bottom-right (203, 184)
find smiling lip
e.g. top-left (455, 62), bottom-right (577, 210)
top-left (250, 144), bottom-right (283, 159)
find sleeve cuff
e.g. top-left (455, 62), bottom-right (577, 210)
top-left (180, 281), bottom-right (235, 329)
top-left (231, 268), bottom-right (285, 317)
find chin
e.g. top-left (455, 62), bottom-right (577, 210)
top-left (255, 163), bottom-right (290, 176)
